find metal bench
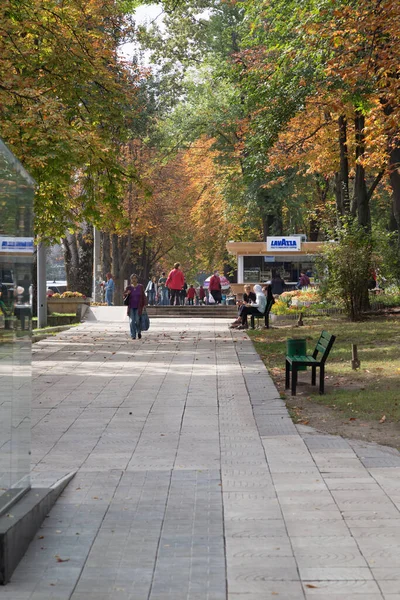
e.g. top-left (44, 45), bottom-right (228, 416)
top-left (250, 298), bottom-right (274, 329)
top-left (285, 330), bottom-right (336, 395)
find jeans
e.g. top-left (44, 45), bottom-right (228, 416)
top-left (170, 289), bottom-right (180, 305)
top-left (129, 308), bottom-right (141, 338)
top-left (147, 291), bottom-right (155, 306)
top-left (160, 288), bottom-right (169, 306)
top-left (106, 292), bottom-right (113, 306)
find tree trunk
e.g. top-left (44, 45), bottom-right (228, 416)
top-left (63, 223), bottom-right (93, 297)
top-left (101, 231), bottom-right (111, 280)
top-left (338, 115), bottom-right (350, 215)
top-left (111, 234), bottom-right (121, 305)
top-left (354, 112), bottom-right (370, 229)
top-left (389, 145), bottom-right (400, 243)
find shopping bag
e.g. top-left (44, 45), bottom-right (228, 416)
top-left (140, 309), bottom-right (150, 331)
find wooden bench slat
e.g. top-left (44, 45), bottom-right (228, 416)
top-left (286, 355), bottom-right (319, 363)
top-left (316, 343), bottom-right (328, 354)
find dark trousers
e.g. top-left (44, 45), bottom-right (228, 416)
top-left (241, 305), bottom-right (264, 326)
top-left (188, 298), bottom-right (194, 305)
top-left (211, 290), bottom-right (222, 304)
top-left (170, 289), bottom-right (180, 305)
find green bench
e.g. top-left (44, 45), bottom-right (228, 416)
top-left (285, 330), bottom-right (336, 395)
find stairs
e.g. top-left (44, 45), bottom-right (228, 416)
top-left (146, 305), bottom-right (237, 318)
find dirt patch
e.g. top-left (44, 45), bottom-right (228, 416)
top-left (274, 373), bottom-right (400, 451)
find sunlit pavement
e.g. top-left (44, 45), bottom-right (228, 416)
top-left (2, 318), bottom-right (400, 600)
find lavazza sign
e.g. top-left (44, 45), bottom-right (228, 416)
top-left (266, 236), bottom-right (302, 251)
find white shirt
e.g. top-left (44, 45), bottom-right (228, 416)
top-left (252, 292), bottom-right (267, 313)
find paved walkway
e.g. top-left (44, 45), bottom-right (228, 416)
top-left (2, 318), bottom-right (400, 600)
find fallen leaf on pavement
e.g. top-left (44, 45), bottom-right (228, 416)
top-left (55, 555), bottom-right (70, 563)
top-left (379, 415), bottom-right (386, 424)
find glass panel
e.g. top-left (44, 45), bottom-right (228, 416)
top-left (0, 139), bottom-right (34, 515)
top-left (243, 255), bottom-right (316, 285)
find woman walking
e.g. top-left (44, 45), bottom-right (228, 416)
top-left (124, 274), bottom-right (147, 340)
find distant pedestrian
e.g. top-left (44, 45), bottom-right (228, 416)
top-left (158, 272), bottom-right (169, 305)
top-left (297, 271), bottom-right (310, 290)
top-left (199, 285), bottom-right (206, 305)
top-left (105, 273), bottom-right (115, 306)
top-left (181, 280), bottom-right (188, 305)
top-left (166, 263), bottom-right (185, 306)
top-left (124, 274), bottom-right (147, 340)
top-left (209, 270), bottom-right (222, 304)
top-left (145, 276), bottom-right (157, 306)
top-left (187, 285), bottom-right (196, 305)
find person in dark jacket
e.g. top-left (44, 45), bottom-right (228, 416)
top-left (271, 273), bottom-right (285, 295)
top-left (262, 284), bottom-right (275, 329)
top-left (230, 285), bottom-right (256, 328)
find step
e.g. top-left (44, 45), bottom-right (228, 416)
top-left (146, 306), bottom-right (237, 318)
top-left (85, 306), bottom-right (237, 322)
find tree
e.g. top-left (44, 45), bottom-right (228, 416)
top-left (0, 0), bottom-right (143, 239)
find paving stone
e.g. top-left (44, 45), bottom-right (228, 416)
top-left (2, 318), bottom-right (400, 600)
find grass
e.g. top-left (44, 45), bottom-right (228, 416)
top-left (248, 314), bottom-right (400, 423)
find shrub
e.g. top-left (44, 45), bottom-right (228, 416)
top-left (316, 221), bottom-right (372, 321)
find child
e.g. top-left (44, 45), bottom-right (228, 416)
top-left (186, 284), bottom-right (197, 305)
top-left (198, 285), bottom-right (206, 305)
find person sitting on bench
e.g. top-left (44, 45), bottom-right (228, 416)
top-left (237, 285), bottom-right (266, 329)
top-left (230, 285), bottom-right (256, 328)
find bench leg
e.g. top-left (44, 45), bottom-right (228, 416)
top-left (311, 365), bottom-right (316, 386)
top-left (265, 312), bottom-right (269, 329)
top-left (285, 359), bottom-right (290, 389)
top-left (319, 364), bottom-right (325, 394)
top-left (291, 364), bottom-right (298, 396)
top-left (250, 315), bottom-right (255, 329)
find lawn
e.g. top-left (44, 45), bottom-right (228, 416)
top-left (248, 314), bottom-right (400, 425)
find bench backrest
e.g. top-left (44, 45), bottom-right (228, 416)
top-left (312, 330), bottom-right (336, 364)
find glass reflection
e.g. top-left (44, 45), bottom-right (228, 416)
top-left (0, 139), bottom-right (34, 514)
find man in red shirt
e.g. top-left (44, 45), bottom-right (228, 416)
top-left (166, 262), bottom-right (185, 305)
top-left (209, 270), bottom-right (222, 304)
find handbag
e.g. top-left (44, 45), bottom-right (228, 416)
top-left (140, 308), bottom-right (150, 331)
top-left (123, 291), bottom-right (130, 306)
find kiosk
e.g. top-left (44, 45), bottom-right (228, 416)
top-left (226, 236), bottom-right (323, 296)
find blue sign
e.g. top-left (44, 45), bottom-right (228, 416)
top-left (267, 236), bottom-right (301, 252)
top-left (0, 237), bottom-right (34, 253)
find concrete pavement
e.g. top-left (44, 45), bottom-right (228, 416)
top-left (1, 318), bottom-right (400, 599)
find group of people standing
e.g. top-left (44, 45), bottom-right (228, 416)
top-left (145, 264), bottom-right (221, 307)
top-left (101, 263), bottom-right (224, 309)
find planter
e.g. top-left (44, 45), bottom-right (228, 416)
top-left (47, 297), bottom-right (90, 317)
top-left (270, 313), bottom-right (299, 325)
